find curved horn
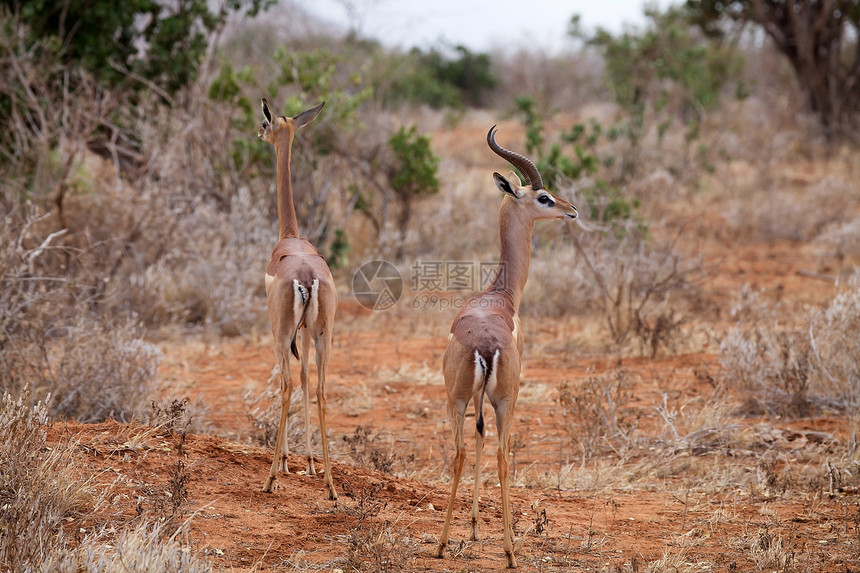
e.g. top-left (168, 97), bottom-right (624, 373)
top-left (487, 125), bottom-right (544, 191)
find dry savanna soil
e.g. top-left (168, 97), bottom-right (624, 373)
top-left (46, 119), bottom-right (860, 572)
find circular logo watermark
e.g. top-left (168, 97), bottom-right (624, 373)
top-left (352, 260), bottom-right (403, 311)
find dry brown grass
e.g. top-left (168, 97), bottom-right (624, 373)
top-left (0, 387), bottom-right (92, 571)
top-left (0, 386), bottom-right (216, 572)
top-left (725, 178), bottom-right (855, 244)
top-left (720, 280), bottom-right (860, 417)
top-left (342, 481), bottom-right (417, 573)
top-left (3, 9), bottom-right (860, 571)
top-left (526, 222), bottom-right (702, 356)
top-left (0, 206), bottom-right (162, 422)
top-left (808, 278), bottom-right (860, 411)
top-left (557, 369), bottom-right (639, 465)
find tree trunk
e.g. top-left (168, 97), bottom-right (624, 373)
top-left (751, 0), bottom-right (857, 137)
top-left (395, 194), bottom-right (412, 261)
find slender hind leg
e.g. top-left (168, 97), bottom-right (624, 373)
top-left (470, 394), bottom-right (484, 541)
top-left (494, 401), bottom-right (518, 568)
top-left (263, 342), bottom-right (293, 492)
top-left (315, 331), bottom-right (337, 500)
top-left (299, 328), bottom-right (316, 475)
top-left (436, 398), bottom-right (468, 558)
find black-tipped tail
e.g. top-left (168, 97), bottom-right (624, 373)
top-left (289, 280), bottom-right (312, 361)
top-left (474, 351), bottom-right (496, 438)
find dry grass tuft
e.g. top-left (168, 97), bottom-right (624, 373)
top-left (726, 177), bottom-right (855, 244)
top-left (746, 525), bottom-right (797, 572)
top-left (46, 519), bottom-right (214, 573)
top-left (0, 387), bottom-right (94, 571)
top-left (46, 316), bottom-right (162, 423)
top-left (527, 223), bottom-right (701, 355)
top-left (808, 278), bottom-right (860, 411)
top-left (643, 548), bottom-right (714, 572)
top-left (721, 280), bottom-right (860, 416)
top-left (342, 481), bottom-right (415, 572)
top-left (557, 369), bottom-right (639, 465)
top-left (719, 285), bottom-right (813, 417)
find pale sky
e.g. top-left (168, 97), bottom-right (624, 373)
top-left (302, 0), bottom-right (677, 53)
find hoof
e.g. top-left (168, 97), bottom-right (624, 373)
top-left (262, 477), bottom-right (275, 493)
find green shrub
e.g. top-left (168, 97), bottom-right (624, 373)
top-left (388, 125), bottom-right (440, 258)
top-left (386, 45), bottom-right (498, 109)
top-left (13, 0), bottom-right (271, 95)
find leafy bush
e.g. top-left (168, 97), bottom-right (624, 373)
top-left (515, 95), bottom-right (641, 228)
top-left (571, 5), bottom-right (743, 179)
top-left (13, 0), bottom-right (270, 95)
top-left (586, 6), bottom-right (742, 116)
top-left (387, 45), bottom-right (497, 109)
top-left (387, 125), bottom-right (440, 258)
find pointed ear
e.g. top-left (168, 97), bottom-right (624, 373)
top-left (493, 172), bottom-right (524, 198)
top-left (261, 98), bottom-right (273, 123)
top-left (293, 101), bottom-right (325, 130)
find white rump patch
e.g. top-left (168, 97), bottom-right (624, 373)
top-left (485, 350), bottom-right (501, 396)
top-left (473, 350), bottom-right (487, 393)
top-left (473, 349), bottom-right (500, 396)
top-left (512, 314), bottom-right (520, 342)
top-left (308, 279), bottom-right (320, 324)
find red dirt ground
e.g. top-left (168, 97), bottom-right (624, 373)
top-left (46, 236), bottom-right (860, 572)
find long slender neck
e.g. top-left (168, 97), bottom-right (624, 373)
top-left (275, 138), bottom-right (300, 239)
top-left (488, 198), bottom-right (534, 311)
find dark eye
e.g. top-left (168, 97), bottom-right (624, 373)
top-left (537, 194), bottom-right (554, 206)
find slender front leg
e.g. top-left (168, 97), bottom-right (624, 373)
top-left (315, 332), bottom-right (337, 500)
top-left (437, 400), bottom-right (467, 558)
top-left (263, 345), bottom-right (293, 492)
top-left (300, 328), bottom-right (316, 475)
top-left (495, 403), bottom-right (517, 568)
top-left (471, 397), bottom-right (484, 541)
